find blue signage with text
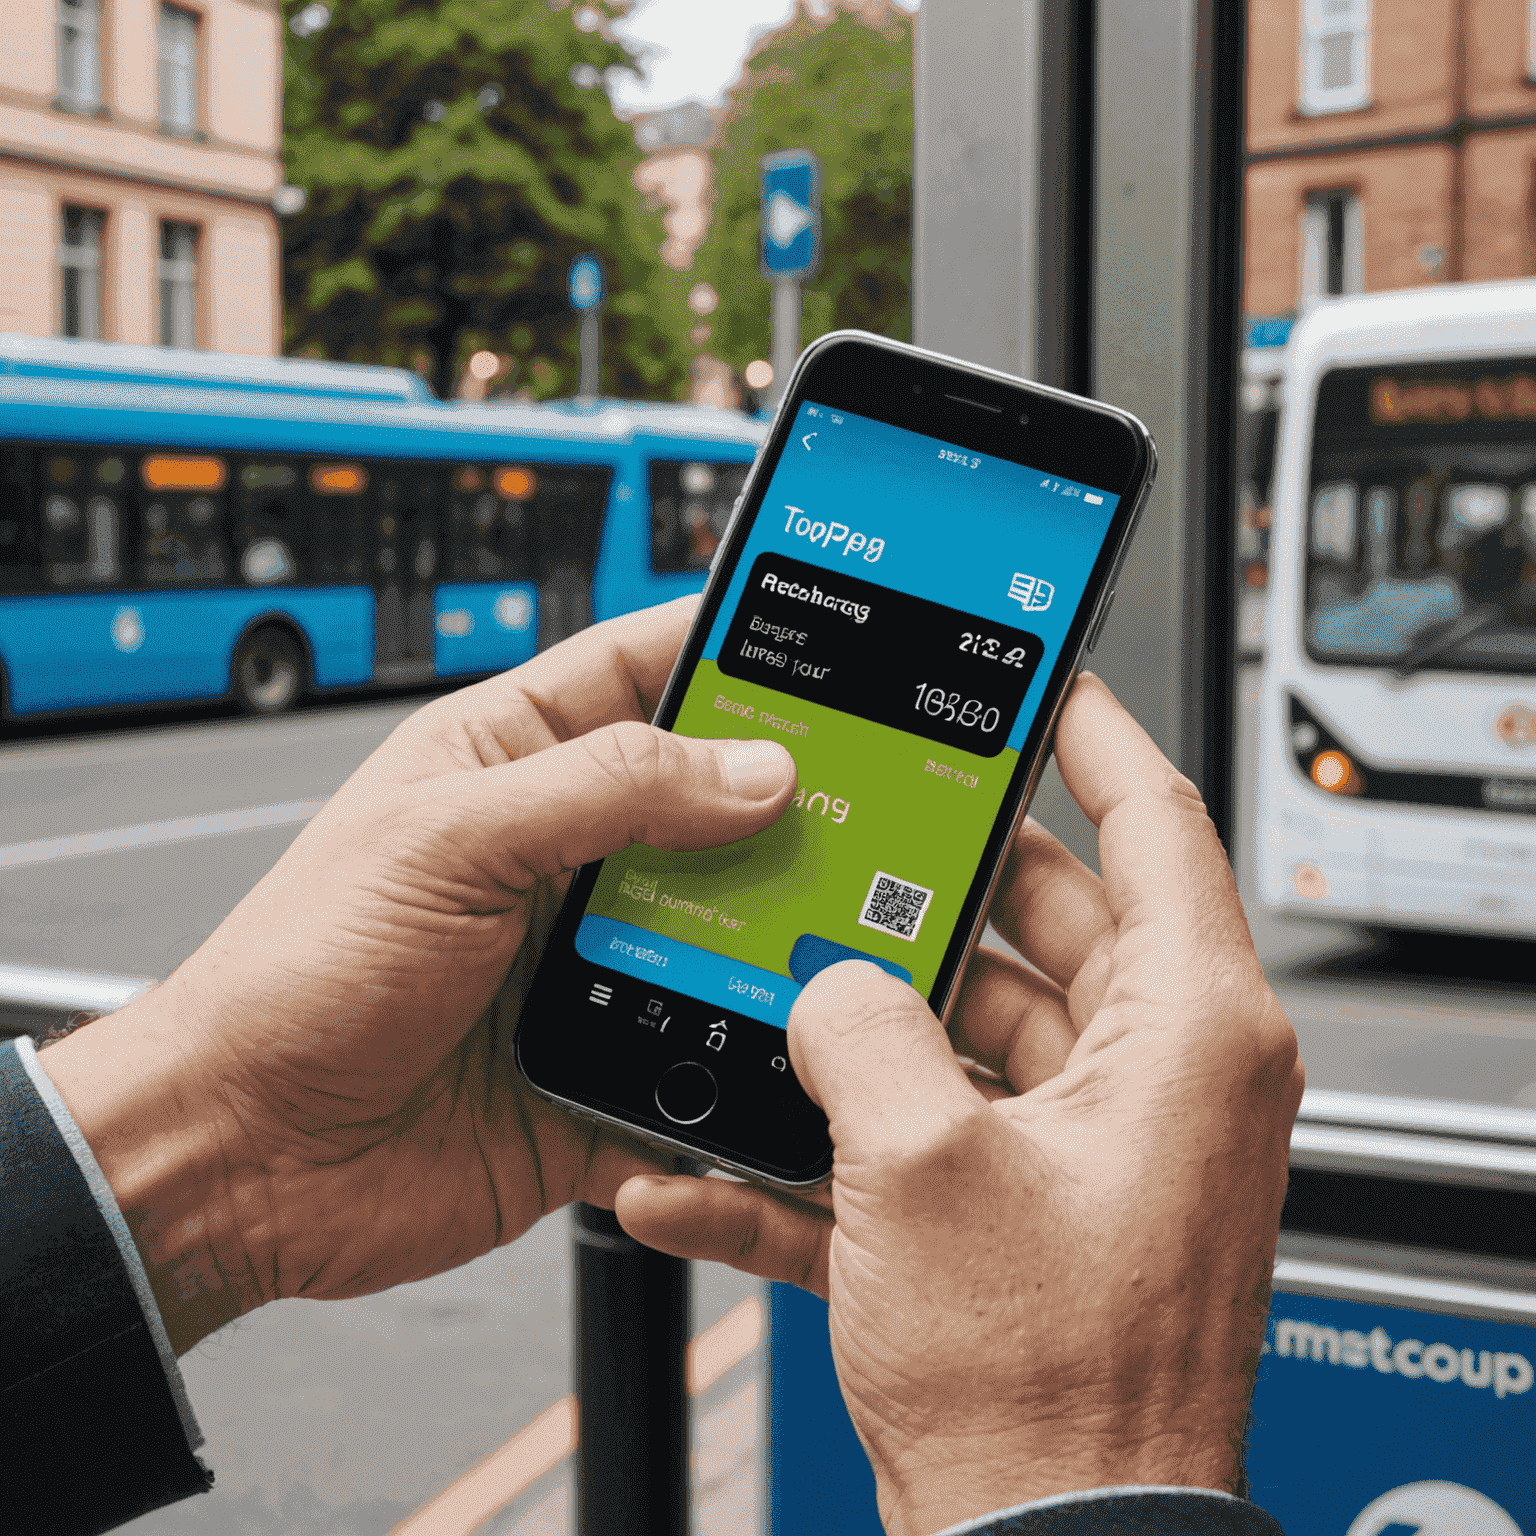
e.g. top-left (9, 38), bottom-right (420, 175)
top-left (1249, 1290), bottom-right (1534, 1534)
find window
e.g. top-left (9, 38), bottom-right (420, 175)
top-left (1300, 0), bottom-right (1370, 115)
top-left (233, 462), bottom-right (305, 585)
top-left (0, 450), bottom-right (41, 592)
top-left (40, 450), bottom-right (125, 587)
top-left (60, 207), bottom-right (105, 341)
top-left (1303, 362), bottom-right (1536, 675)
top-left (1300, 190), bottom-right (1363, 303)
top-left (57, 0), bottom-right (102, 112)
top-left (158, 221), bottom-right (199, 348)
top-left (158, 4), bottom-right (198, 134)
top-left (648, 459), bottom-right (752, 573)
top-left (448, 464), bottom-right (536, 581)
top-left (139, 453), bottom-right (230, 585)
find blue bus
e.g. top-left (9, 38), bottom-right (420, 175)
top-left (0, 340), bottom-right (763, 720)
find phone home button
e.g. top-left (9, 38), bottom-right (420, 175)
top-left (655, 1061), bottom-right (719, 1126)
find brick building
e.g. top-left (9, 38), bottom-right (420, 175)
top-left (1246, 0), bottom-right (1536, 324)
top-left (0, 0), bottom-right (284, 353)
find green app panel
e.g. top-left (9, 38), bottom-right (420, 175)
top-left (587, 661), bottom-right (1019, 998)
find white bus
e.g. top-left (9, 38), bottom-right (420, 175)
top-left (1256, 281), bottom-right (1536, 937)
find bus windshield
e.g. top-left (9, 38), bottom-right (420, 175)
top-left (1305, 360), bottom-right (1536, 676)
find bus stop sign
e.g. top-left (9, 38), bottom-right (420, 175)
top-left (760, 150), bottom-right (821, 281)
top-left (569, 254), bottom-right (604, 313)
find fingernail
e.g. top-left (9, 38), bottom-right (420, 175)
top-left (714, 739), bottom-right (792, 800)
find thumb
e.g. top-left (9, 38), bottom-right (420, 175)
top-left (418, 721), bottom-right (797, 879)
top-left (789, 961), bottom-right (985, 1168)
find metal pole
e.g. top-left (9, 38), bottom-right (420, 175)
top-left (769, 278), bottom-right (801, 407)
top-left (572, 1203), bottom-right (690, 1536)
top-left (579, 309), bottom-right (601, 398)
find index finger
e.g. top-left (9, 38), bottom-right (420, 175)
top-left (1052, 672), bottom-right (1260, 1000)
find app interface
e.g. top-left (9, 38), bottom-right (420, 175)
top-left (577, 402), bottom-right (1119, 1027)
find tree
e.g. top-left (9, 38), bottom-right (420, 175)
top-left (696, 1), bottom-right (912, 375)
top-left (281, 0), bottom-right (691, 400)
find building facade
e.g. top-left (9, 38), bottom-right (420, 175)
top-left (1246, 0), bottom-right (1536, 323)
top-left (0, 0), bottom-right (283, 354)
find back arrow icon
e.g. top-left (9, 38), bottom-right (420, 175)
top-left (802, 433), bottom-right (817, 450)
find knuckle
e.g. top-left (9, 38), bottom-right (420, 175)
top-left (581, 720), bottom-right (668, 797)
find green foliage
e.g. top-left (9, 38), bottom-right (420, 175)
top-left (281, 0), bottom-right (691, 399)
top-left (697, 2), bottom-right (912, 372)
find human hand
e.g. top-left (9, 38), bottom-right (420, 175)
top-left (617, 673), bottom-right (1303, 1536)
top-left (40, 599), bottom-right (796, 1353)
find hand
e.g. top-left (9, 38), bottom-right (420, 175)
top-left (40, 599), bottom-right (796, 1354)
top-left (617, 673), bottom-right (1303, 1536)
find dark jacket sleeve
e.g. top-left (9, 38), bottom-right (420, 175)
top-left (946, 1487), bottom-right (1284, 1534)
top-left (0, 1039), bottom-right (213, 1535)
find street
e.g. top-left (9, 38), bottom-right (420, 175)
top-left (1, 660), bottom-right (1532, 1533)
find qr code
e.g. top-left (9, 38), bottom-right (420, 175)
top-left (857, 870), bottom-right (934, 942)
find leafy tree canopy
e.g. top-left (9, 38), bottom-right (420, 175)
top-left (696, 1), bottom-right (912, 374)
top-left (281, 0), bottom-right (691, 400)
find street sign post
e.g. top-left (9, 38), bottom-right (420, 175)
top-left (569, 253), bottom-right (604, 398)
top-left (760, 150), bottom-right (821, 406)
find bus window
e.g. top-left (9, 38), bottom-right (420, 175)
top-left (1304, 363), bottom-right (1536, 672)
top-left (138, 453), bottom-right (229, 585)
top-left (233, 461), bottom-right (303, 586)
top-left (0, 447), bottom-right (40, 591)
top-left (42, 450), bottom-right (124, 587)
top-left (450, 463), bottom-right (534, 581)
top-left (648, 459), bottom-right (751, 572)
top-left (309, 461), bottom-right (369, 583)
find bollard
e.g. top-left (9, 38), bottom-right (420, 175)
top-left (571, 1202), bottom-right (690, 1536)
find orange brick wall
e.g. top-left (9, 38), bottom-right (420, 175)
top-left (1245, 144), bottom-right (1455, 316)
top-left (1467, 0), bottom-right (1536, 117)
top-left (1244, 0), bottom-right (1536, 318)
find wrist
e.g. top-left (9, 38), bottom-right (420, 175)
top-left (873, 1413), bottom-right (1244, 1536)
top-left (37, 983), bottom-right (266, 1353)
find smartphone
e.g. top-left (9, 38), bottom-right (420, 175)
top-left (515, 332), bottom-right (1156, 1189)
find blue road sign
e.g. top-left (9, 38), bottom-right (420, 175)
top-left (569, 254), bottom-right (604, 313)
top-left (761, 150), bottom-right (821, 281)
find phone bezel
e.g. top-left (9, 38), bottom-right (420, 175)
top-left (515, 330), bottom-right (1157, 1189)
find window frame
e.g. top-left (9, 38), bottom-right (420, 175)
top-left (56, 0), bottom-right (104, 114)
top-left (1298, 0), bottom-right (1371, 117)
top-left (157, 2), bottom-right (200, 136)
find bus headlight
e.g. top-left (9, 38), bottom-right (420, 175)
top-left (1311, 748), bottom-right (1362, 796)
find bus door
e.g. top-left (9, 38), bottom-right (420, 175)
top-left (523, 462), bottom-right (614, 650)
top-left (367, 464), bottom-right (441, 682)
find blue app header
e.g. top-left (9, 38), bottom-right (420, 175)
top-left (703, 402), bottom-right (1120, 752)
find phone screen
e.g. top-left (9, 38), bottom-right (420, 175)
top-left (572, 399), bottom-right (1121, 1023)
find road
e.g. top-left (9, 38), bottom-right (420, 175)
top-left (2, 665), bottom-right (1533, 1533)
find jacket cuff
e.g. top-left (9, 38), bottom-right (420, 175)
top-left (937, 1485), bottom-right (1285, 1535)
top-left (1, 1037), bottom-right (213, 1534)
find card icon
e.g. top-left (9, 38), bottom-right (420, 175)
top-left (1008, 572), bottom-right (1054, 612)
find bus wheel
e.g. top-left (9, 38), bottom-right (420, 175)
top-left (232, 625), bottom-right (306, 715)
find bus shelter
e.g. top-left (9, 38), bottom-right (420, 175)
top-left (763, 2), bottom-right (1536, 1532)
